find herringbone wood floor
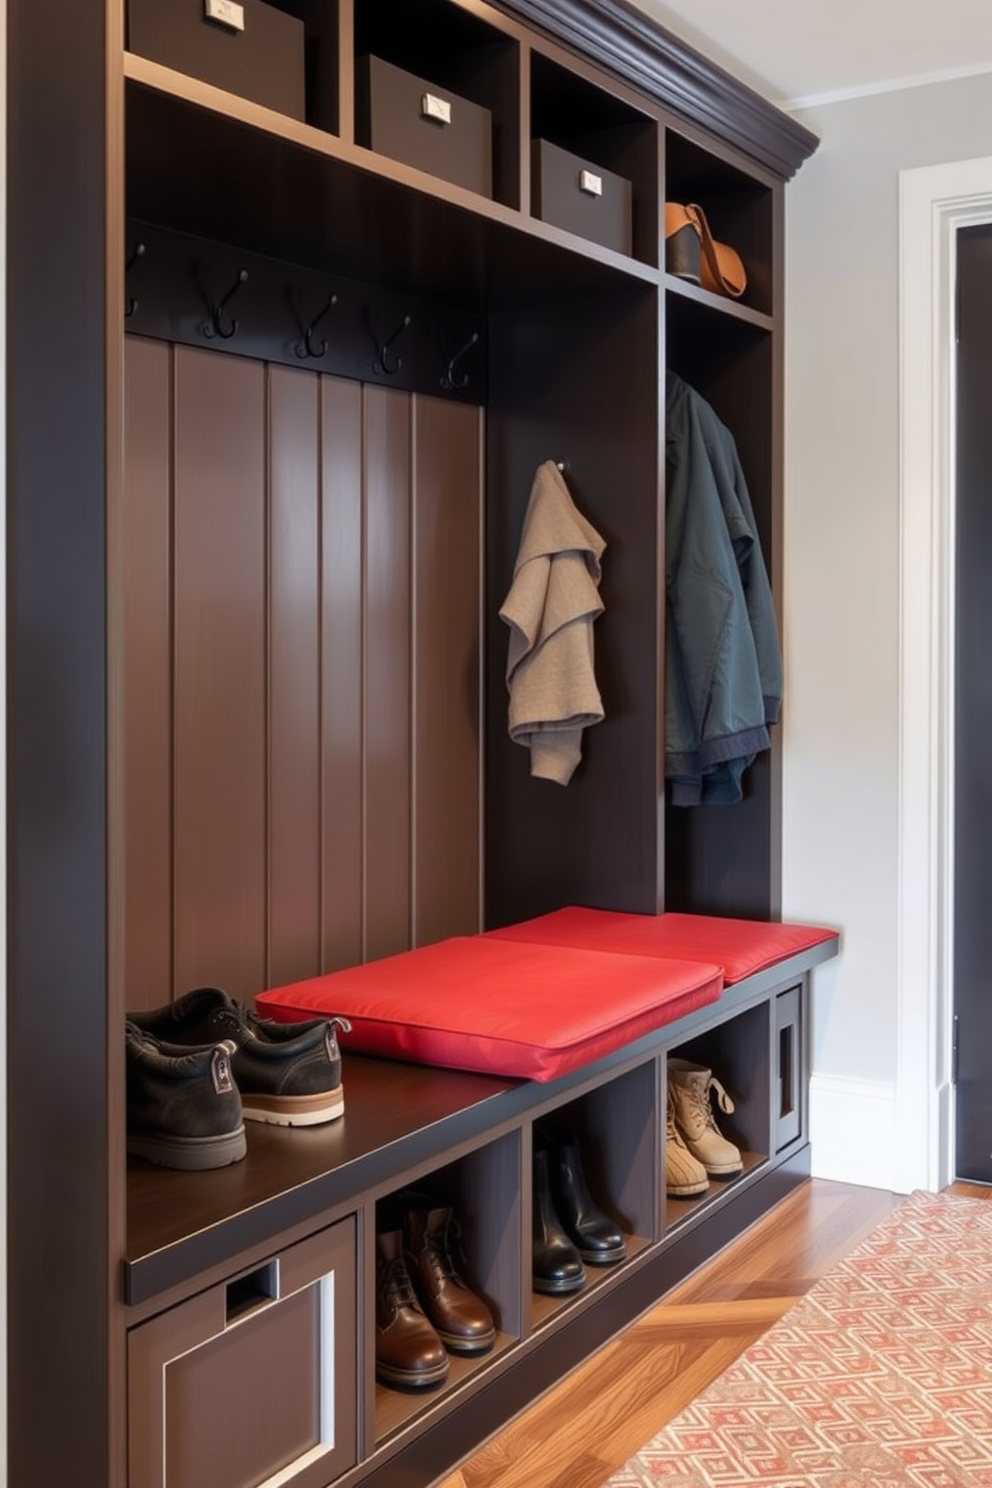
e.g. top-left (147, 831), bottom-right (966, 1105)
top-left (436, 1178), bottom-right (988, 1488)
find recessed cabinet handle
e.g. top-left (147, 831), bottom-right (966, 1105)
top-left (421, 92), bottom-right (452, 126)
top-left (579, 169), bottom-right (603, 198)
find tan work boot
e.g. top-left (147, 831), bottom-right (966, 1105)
top-left (665, 1089), bottom-right (709, 1197)
top-left (668, 1058), bottom-right (743, 1178)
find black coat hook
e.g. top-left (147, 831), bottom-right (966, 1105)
top-left (295, 291), bottom-right (338, 360)
top-left (374, 313), bottom-right (412, 375)
top-left (202, 267), bottom-right (249, 340)
top-left (125, 240), bottom-right (146, 319)
top-left (440, 330), bottom-right (480, 391)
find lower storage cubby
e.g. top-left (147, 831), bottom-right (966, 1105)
top-left (664, 1002), bottom-right (771, 1231)
top-left (372, 1130), bottom-right (521, 1441)
top-left (530, 1059), bottom-right (657, 1328)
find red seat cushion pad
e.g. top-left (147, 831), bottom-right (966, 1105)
top-left (255, 936), bottom-right (722, 1082)
top-left (486, 908), bottom-right (838, 984)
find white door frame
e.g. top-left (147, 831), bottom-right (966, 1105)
top-left (896, 155), bottom-right (992, 1194)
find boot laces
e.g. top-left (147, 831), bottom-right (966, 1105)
top-left (381, 1255), bottom-right (419, 1309)
top-left (689, 1075), bottom-right (733, 1133)
top-left (423, 1219), bottom-right (465, 1286)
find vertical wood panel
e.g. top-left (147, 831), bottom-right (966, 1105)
top-left (413, 396), bottom-right (484, 944)
top-left (268, 365), bottom-right (322, 986)
top-left (364, 385), bottom-right (413, 961)
top-left (123, 336), bottom-right (174, 1009)
top-left (173, 347), bottom-right (267, 998)
top-left (320, 376), bottom-right (364, 970)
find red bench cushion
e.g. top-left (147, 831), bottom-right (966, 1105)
top-left (486, 907), bottom-right (838, 984)
top-left (255, 936), bottom-right (722, 1082)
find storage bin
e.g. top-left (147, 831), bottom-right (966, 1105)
top-left (356, 55), bottom-right (493, 198)
top-left (127, 0), bottom-right (306, 120)
top-left (532, 139), bottom-right (632, 256)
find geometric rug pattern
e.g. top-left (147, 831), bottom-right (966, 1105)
top-left (605, 1190), bottom-right (992, 1487)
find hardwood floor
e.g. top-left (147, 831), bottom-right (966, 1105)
top-left (436, 1177), bottom-right (942, 1488)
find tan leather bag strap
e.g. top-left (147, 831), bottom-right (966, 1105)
top-left (685, 202), bottom-right (747, 299)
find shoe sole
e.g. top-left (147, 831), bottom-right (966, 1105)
top-left (532, 1272), bottom-right (586, 1295)
top-left (705, 1164), bottom-right (744, 1178)
top-left (578, 1244), bottom-right (627, 1265)
top-left (127, 1124), bottom-right (247, 1171)
top-left (240, 1088), bottom-right (345, 1126)
top-left (667, 1181), bottom-right (709, 1197)
top-left (435, 1327), bottom-right (497, 1355)
top-left (375, 1358), bottom-right (450, 1389)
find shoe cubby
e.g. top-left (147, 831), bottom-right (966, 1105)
top-left (664, 128), bottom-right (774, 316)
top-left (529, 1059), bottom-right (657, 1329)
top-left (664, 1003), bottom-right (772, 1231)
top-left (529, 50), bottom-right (658, 264)
top-left (352, 0), bottom-right (520, 205)
top-left (372, 1130), bottom-right (521, 1442)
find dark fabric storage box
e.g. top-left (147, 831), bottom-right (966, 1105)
top-left (127, 0), bottom-right (306, 120)
top-left (532, 139), bottom-right (632, 256)
top-left (356, 55), bottom-right (492, 198)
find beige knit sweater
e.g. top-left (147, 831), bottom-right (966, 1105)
top-left (499, 461), bottom-right (606, 785)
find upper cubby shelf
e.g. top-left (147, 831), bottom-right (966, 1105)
top-left (529, 49), bottom-right (658, 268)
top-left (665, 128), bottom-right (775, 319)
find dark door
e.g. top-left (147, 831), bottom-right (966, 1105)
top-left (953, 221), bottom-right (992, 1181)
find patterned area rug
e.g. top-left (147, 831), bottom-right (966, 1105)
top-left (606, 1190), bottom-right (992, 1487)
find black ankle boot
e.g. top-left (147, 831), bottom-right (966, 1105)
top-left (532, 1145), bottom-right (585, 1295)
top-left (537, 1124), bottom-right (627, 1266)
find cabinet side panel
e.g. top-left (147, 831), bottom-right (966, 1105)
top-left (320, 376), bottom-right (364, 971)
top-left (412, 395), bottom-right (484, 945)
top-left (173, 346), bottom-right (267, 996)
top-left (123, 336), bottom-right (174, 1009)
top-left (268, 364), bottom-right (322, 986)
top-left (363, 384), bottom-right (413, 960)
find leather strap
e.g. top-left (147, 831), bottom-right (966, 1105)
top-left (664, 201), bottom-right (747, 299)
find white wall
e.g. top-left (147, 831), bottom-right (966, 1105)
top-left (783, 72), bottom-right (992, 1186)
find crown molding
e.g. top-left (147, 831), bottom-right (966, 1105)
top-left (492, 0), bottom-right (819, 180)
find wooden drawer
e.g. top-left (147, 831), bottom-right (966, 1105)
top-left (532, 139), bottom-right (632, 256)
top-left (128, 1218), bottom-right (357, 1488)
top-left (127, 0), bottom-right (306, 119)
top-left (356, 54), bottom-right (493, 197)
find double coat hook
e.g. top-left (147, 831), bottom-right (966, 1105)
top-left (295, 290), bottom-right (338, 360)
top-left (202, 267), bottom-right (249, 340)
top-left (441, 330), bottom-right (480, 391)
top-left (125, 240), bottom-right (146, 319)
top-left (374, 313), bottom-right (412, 376)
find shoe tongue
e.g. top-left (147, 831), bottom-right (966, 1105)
top-left (377, 1230), bottom-right (404, 1262)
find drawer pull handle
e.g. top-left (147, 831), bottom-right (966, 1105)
top-left (421, 92), bottom-right (452, 126)
top-left (226, 1259), bottom-right (279, 1325)
top-left (204, 0), bottom-right (245, 31)
top-left (579, 169), bottom-right (603, 198)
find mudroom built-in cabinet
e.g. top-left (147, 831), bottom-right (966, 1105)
top-left (6, 2), bottom-right (819, 1486)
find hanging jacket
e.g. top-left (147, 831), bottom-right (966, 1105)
top-left (500, 461), bottom-right (606, 785)
top-left (665, 372), bottom-right (782, 806)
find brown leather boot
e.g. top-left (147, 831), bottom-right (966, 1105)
top-left (375, 1229), bottom-right (449, 1389)
top-left (404, 1196), bottom-right (496, 1356)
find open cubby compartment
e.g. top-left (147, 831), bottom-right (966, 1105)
top-left (663, 302), bottom-right (779, 919)
top-left (125, 0), bottom-right (341, 133)
top-left (352, 0), bottom-right (520, 207)
top-left (529, 1058), bottom-right (657, 1331)
top-left (537, 1057), bottom-right (659, 1249)
top-left (664, 128), bottom-right (774, 315)
top-left (667, 1000), bottom-right (772, 1173)
top-left (530, 49), bottom-right (658, 265)
top-left (372, 1129), bottom-right (522, 1441)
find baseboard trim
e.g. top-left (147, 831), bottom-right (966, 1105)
top-left (809, 1073), bottom-right (898, 1191)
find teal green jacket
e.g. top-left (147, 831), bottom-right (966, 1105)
top-left (665, 373), bottom-right (783, 806)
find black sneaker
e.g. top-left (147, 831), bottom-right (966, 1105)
top-left (125, 1021), bottom-right (247, 1171)
top-left (127, 989), bottom-right (350, 1127)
